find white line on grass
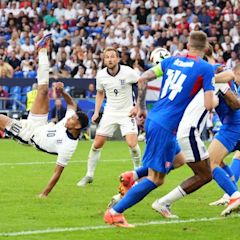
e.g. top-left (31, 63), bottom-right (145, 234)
top-left (0, 159), bottom-right (129, 167)
top-left (0, 215), bottom-right (240, 237)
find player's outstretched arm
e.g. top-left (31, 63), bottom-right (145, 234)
top-left (222, 89), bottom-right (240, 110)
top-left (38, 164), bottom-right (64, 198)
top-left (215, 70), bottom-right (235, 83)
top-left (55, 82), bottom-right (77, 111)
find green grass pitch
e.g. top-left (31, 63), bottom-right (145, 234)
top-left (0, 139), bottom-right (239, 240)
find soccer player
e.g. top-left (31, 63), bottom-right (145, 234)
top-left (107, 46), bottom-right (233, 218)
top-left (0, 34), bottom-right (89, 198)
top-left (77, 47), bottom-right (141, 187)
top-left (152, 70), bottom-right (240, 217)
top-left (104, 31), bottom-right (216, 227)
top-left (207, 63), bottom-right (240, 213)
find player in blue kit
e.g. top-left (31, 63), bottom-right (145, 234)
top-left (104, 31), bottom-right (216, 227)
top-left (208, 63), bottom-right (240, 216)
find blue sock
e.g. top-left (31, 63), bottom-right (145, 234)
top-left (113, 178), bottom-right (157, 213)
top-left (230, 158), bottom-right (240, 182)
top-left (213, 167), bottom-right (237, 195)
top-left (222, 164), bottom-right (238, 189)
top-left (136, 167), bottom-right (148, 179)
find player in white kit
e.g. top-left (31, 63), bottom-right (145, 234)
top-left (77, 47), bottom-right (141, 186)
top-left (0, 34), bottom-right (89, 198)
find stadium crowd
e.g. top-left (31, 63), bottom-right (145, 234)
top-left (0, 0), bottom-right (238, 81)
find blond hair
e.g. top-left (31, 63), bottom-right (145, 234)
top-left (189, 31), bottom-right (208, 52)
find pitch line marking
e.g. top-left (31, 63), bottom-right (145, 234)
top-left (0, 215), bottom-right (240, 237)
top-left (0, 159), bottom-right (129, 167)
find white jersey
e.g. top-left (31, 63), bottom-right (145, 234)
top-left (177, 83), bottom-right (229, 138)
top-left (31, 109), bottom-right (78, 167)
top-left (96, 65), bottom-right (139, 114)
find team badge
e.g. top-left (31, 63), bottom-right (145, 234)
top-left (120, 79), bottom-right (126, 86)
top-left (165, 161), bottom-right (171, 169)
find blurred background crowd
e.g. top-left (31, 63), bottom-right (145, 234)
top-left (0, 0), bottom-right (238, 80)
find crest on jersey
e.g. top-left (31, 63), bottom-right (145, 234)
top-left (119, 79), bottom-right (126, 86)
top-left (165, 161), bottom-right (171, 169)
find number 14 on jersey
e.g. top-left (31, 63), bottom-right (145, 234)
top-left (160, 69), bottom-right (187, 100)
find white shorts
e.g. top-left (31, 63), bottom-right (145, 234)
top-left (178, 128), bottom-right (209, 163)
top-left (5, 113), bottom-right (48, 144)
top-left (96, 113), bottom-right (138, 137)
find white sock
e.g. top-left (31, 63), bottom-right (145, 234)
top-left (37, 49), bottom-right (49, 85)
top-left (86, 145), bottom-right (102, 177)
top-left (109, 208), bottom-right (120, 215)
top-left (158, 186), bottom-right (187, 205)
top-left (133, 171), bottom-right (139, 181)
top-left (129, 144), bottom-right (141, 169)
top-left (231, 191), bottom-right (240, 198)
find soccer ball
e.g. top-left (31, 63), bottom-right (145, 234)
top-left (150, 47), bottom-right (171, 65)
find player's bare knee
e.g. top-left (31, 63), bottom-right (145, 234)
top-left (0, 114), bottom-right (12, 130)
top-left (37, 85), bottom-right (48, 96)
top-left (128, 142), bottom-right (138, 149)
top-left (149, 177), bottom-right (164, 186)
top-left (200, 170), bottom-right (212, 183)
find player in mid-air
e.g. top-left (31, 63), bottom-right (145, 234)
top-left (104, 31), bottom-right (216, 227)
top-left (0, 34), bottom-right (89, 198)
top-left (77, 47), bottom-right (141, 187)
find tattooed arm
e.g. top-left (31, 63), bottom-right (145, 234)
top-left (134, 67), bottom-right (161, 123)
top-left (137, 69), bottom-right (157, 110)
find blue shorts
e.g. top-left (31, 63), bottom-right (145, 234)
top-left (214, 124), bottom-right (240, 153)
top-left (142, 119), bottom-right (180, 174)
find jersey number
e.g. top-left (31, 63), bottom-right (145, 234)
top-left (160, 69), bottom-right (187, 100)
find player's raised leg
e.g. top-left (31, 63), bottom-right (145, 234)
top-left (30, 34), bottom-right (52, 115)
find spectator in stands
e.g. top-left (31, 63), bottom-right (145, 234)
top-left (49, 82), bottom-right (61, 99)
top-left (0, 85), bottom-right (8, 110)
top-left (8, 51), bottom-right (21, 73)
top-left (0, 56), bottom-right (14, 78)
top-left (226, 51), bottom-right (240, 69)
top-left (85, 83), bottom-right (96, 98)
top-left (74, 64), bottom-right (87, 79)
top-left (49, 98), bottom-right (66, 123)
top-left (26, 83), bottom-right (37, 111)
top-left (44, 8), bottom-right (58, 26)
top-left (132, 52), bottom-right (145, 74)
top-left (21, 52), bottom-right (34, 78)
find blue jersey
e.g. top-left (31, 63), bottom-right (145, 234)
top-left (215, 80), bottom-right (240, 125)
top-left (148, 55), bottom-right (215, 133)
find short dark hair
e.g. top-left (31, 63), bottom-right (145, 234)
top-left (76, 111), bottom-right (89, 129)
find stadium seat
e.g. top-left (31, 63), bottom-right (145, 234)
top-left (92, 27), bottom-right (103, 34)
top-left (22, 86), bottom-right (32, 95)
top-left (10, 86), bottom-right (21, 95)
top-left (2, 86), bottom-right (9, 93)
top-left (21, 95), bottom-right (27, 104)
top-left (27, 70), bottom-right (37, 78)
top-left (13, 71), bottom-right (24, 78)
top-left (11, 93), bottom-right (22, 110)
